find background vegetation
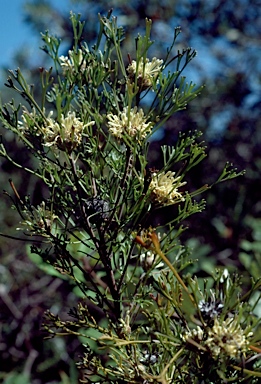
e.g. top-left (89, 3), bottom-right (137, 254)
top-left (0, 1), bottom-right (260, 383)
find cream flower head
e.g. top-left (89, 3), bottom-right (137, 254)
top-left (107, 106), bottom-right (152, 141)
top-left (183, 316), bottom-right (252, 360)
top-left (127, 57), bottom-right (163, 89)
top-left (60, 49), bottom-right (87, 74)
top-left (149, 171), bottom-right (186, 205)
top-left (205, 317), bottom-right (252, 359)
top-left (43, 111), bottom-right (94, 151)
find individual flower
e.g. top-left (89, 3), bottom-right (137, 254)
top-left (107, 106), bottom-right (152, 140)
top-left (17, 201), bottom-right (57, 236)
top-left (60, 49), bottom-right (88, 74)
top-left (127, 57), bottom-right (163, 89)
top-left (42, 111), bottom-right (94, 151)
top-left (149, 171), bottom-right (186, 205)
top-left (205, 317), bottom-right (252, 359)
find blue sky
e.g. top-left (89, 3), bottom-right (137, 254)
top-left (0, 0), bottom-right (32, 68)
top-left (0, 0), bottom-right (72, 69)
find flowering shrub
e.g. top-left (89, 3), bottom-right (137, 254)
top-left (0, 12), bottom-right (260, 383)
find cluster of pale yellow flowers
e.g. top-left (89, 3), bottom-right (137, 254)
top-left (19, 109), bottom-right (94, 151)
top-left (106, 57), bottom-right (187, 204)
top-left (107, 106), bottom-right (152, 140)
top-left (42, 111), bottom-right (94, 151)
top-left (18, 54), bottom-right (187, 204)
top-left (184, 316), bottom-right (252, 359)
top-left (149, 171), bottom-right (187, 205)
top-left (127, 57), bottom-right (163, 89)
top-left (107, 57), bottom-right (162, 142)
top-left (59, 48), bottom-right (88, 75)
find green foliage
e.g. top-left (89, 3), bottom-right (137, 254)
top-left (240, 217), bottom-right (261, 281)
top-left (0, 368), bottom-right (77, 384)
top-left (1, 372), bottom-right (30, 384)
top-left (0, 12), bottom-right (260, 383)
